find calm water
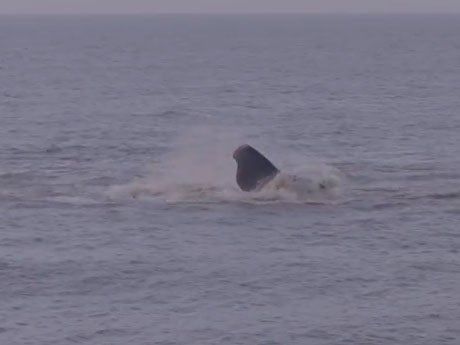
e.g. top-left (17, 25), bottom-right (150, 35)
top-left (1, 14), bottom-right (460, 345)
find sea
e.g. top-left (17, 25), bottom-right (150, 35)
top-left (0, 14), bottom-right (459, 345)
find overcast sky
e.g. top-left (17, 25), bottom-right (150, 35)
top-left (1, 0), bottom-right (460, 14)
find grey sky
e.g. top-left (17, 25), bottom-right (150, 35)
top-left (1, 0), bottom-right (460, 14)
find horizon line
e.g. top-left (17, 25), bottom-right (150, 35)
top-left (1, 10), bottom-right (460, 16)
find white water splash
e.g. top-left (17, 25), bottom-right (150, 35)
top-left (107, 126), bottom-right (343, 204)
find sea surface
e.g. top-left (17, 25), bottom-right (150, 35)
top-left (1, 14), bottom-right (460, 345)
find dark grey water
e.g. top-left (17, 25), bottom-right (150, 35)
top-left (1, 14), bottom-right (460, 345)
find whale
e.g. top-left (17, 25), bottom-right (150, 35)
top-left (233, 144), bottom-right (329, 193)
top-left (233, 144), bottom-right (280, 192)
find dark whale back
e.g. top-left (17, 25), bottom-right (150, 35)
top-left (233, 144), bottom-right (279, 191)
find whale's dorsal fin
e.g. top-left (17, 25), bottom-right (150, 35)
top-left (233, 144), bottom-right (279, 191)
